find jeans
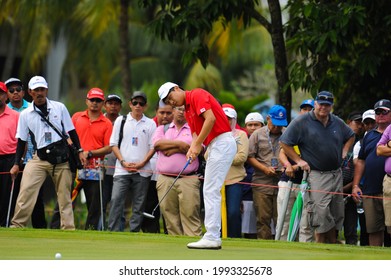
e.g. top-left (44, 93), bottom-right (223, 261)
top-left (225, 182), bottom-right (243, 238)
top-left (108, 174), bottom-right (150, 232)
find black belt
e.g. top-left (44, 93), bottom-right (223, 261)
top-left (163, 172), bottom-right (198, 178)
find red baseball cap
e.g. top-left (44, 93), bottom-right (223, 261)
top-left (0, 82), bottom-right (7, 93)
top-left (87, 88), bottom-right (105, 100)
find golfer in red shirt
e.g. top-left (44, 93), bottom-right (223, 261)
top-left (158, 82), bottom-right (236, 249)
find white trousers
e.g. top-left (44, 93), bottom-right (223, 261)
top-left (203, 132), bottom-right (236, 241)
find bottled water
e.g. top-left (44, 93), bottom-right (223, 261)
top-left (356, 192), bottom-right (364, 214)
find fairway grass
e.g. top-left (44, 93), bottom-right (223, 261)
top-left (0, 228), bottom-right (390, 260)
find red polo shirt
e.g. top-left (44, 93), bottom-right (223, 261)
top-left (72, 110), bottom-right (113, 161)
top-left (184, 88), bottom-right (231, 146)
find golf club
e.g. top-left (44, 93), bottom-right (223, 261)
top-left (6, 177), bottom-right (15, 227)
top-left (143, 158), bottom-right (191, 219)
top-left (98, 159), bottom-right (105, 231)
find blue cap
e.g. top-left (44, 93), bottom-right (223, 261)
top-left (268, 105), bottom-right (287, 126)
top-left (315, 91), bottom-right (334, 105)
top-left (300, 99), bottom-right (314, 109)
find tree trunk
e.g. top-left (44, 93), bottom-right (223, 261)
top-left (267, 0), bottom-right (292, 121)
top-left (119, 0), bottom-right (131, 99)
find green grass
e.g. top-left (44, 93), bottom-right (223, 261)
top-left (0, 228), bottom-right (390, 260)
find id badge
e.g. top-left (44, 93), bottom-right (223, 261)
top-left (44, 132), bottom-right (52, 144)
top-left (132, 137), bottom-right (138, 146)
top-left (271, 157), bottom-right (278, 168)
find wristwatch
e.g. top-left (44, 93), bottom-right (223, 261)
top-left (87, 151), bottom-right (93, 159)
top-left (77, 148), bottom-right (84, 154)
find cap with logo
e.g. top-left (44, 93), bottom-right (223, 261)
top-left (87, 88), bottom-right (105, 100)
top-left (374, 99), bottom-right (391, 111)
top-left (268, 105), bottom-right (288, 126)
top-left (245, 112), bottom-right (264, 124)
top-left (131, 91), bottom-right (147, 102)
top-left (300, 99), bottom-right (315, 109)
top-left (5, 78), bottom-right (23, 88)
top-left (315, 91), bottom-right (334, 105)
top-left (28, 76), bottom-right (48, 90)
top-left (106, 94), bottom-right (122, 103)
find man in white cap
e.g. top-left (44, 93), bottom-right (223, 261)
top-left (10, 76), bottom-right (85, 230)
top-left (158, 82), bottom-right (236, 249)
top-left (244, 112), bottom-right (264, 136)
top-left (5, 77), bottom-right (47, 229)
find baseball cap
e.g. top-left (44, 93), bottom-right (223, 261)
top-left (362, 109), bottom-right (375, 121)
top-left (0, 82), bottom-right (7, 93)
top-left (5, 78), bottom-right (23, 88)
top-left (158, 82), bottom-right (178, 102)
top-left (268, 105), bottom-right (288, 126)
top-left (87, 88), bottom-right (105, 100)
top-left (105, 94), bottom-right (122, 103)
top-left (374, 99), bottom-right (391, 111)
top-left (245, 112), bottom-right (264, 124)
top-left (28, 76), bottom-right (48, 90)
top-left (222, 104), bottom-right (237, 119)
top-left (300, 99), bottom-right (314, 109)
top-left (315, 91), bottom-right (334, 105)
top-left (347, 111), bottom-right (362, 121)
top-left (131, 91), bottom-right (147, 102)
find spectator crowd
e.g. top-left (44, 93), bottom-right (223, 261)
top-left (1, 76), bottom-right (390, 249)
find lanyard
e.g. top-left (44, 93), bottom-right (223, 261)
top-left (266, 128), bottom-right (280, 156)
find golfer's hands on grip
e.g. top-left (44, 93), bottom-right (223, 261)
top-left (186, 142), bottom-right (202, 164)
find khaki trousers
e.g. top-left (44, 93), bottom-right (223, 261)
top-left (12, 155), bottom-right (75, 230)
top-left (252, 188), bottom-right (277, 239)
top-left (157, 174), bottom-right (201, 236)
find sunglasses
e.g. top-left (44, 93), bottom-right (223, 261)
top-left (317, 95), bottom-right (334, 103)
top-left (88, 98), bottom-right (103, 103)
top-left (9, 86), bottom-right (23, 94)
top-left (131, 101), bottom-right (146, 107)
top-left (375, 109), bottom-right (390, 116)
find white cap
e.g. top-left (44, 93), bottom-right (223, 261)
top-left (362, 109), bottom-right (375, 121)
top-left (5, 78), bottom-right (22, 87)
top-left (245, 112), bottom-right (264, 124)
top-left (158, 82), bottom-right (178, 102)
top-left (223, 107), bottom-right (237, 119)
top-left (28, 76), bottom-right (48, 90)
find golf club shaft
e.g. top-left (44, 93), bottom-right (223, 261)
top-left (151, 158), bottom-right (191, 214)
top-left (98, 159), bottom-right (104, 231)
top-left (6, 178), bottom-right (15, 227)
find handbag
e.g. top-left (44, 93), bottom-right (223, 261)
top-left (34, 108), bottom-right (83, 172)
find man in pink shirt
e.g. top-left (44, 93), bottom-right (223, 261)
top-left (0, 82), bottom-right (20, 226)
top-left (158, 82), bottom-right (236, 249)
top-left (153, 105), bottom-right (202, 236)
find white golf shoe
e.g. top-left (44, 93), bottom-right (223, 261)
top-left (187, 238), bottom-right (222, 250)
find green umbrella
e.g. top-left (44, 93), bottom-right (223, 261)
top-left (287, 171), bottom-right (309, 242)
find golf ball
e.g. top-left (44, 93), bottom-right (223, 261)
top-left (55, 253), bottom-right (62, 259)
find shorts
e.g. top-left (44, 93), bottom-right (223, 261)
top-left (363, 193), bottom-right (385, 233)
top-left (383, 175), bottom-right (391, 227)
top-left (306, 169), bottom-right (344, 234)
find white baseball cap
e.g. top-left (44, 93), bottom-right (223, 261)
top-left (28, 76), bottom-right (48, 90)
top-left (223, 107), bottom-right (237, 119)
top-left (158, 82), bottom-right (178, 102)
top-left (245, 112), bottom-right (264, 124)
top-left (362, 109), bottom-right (375, 121)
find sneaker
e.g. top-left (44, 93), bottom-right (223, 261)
top-left (187, 238), bottom-right (222, 250)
